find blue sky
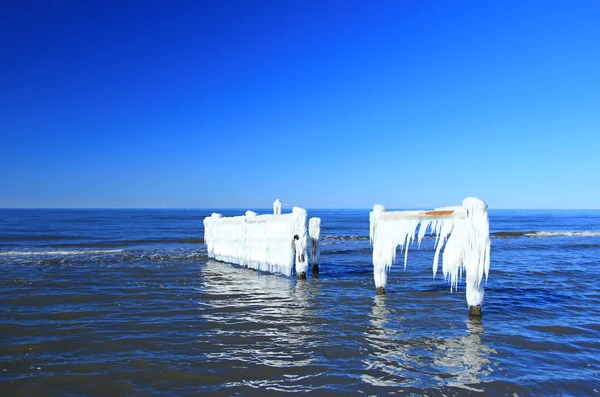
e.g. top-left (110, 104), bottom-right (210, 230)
top-left (1, 0), bottom-right (599, 209)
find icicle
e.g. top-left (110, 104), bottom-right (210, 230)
top-left (433, 219), bottom-right (442, 248)
top-left (432, 219), bottom-right (453, 278)
top-left (417, 219), bottom-right (431, 249)
top-left (442, 225), bottom-right (463, 290)
top-left (402, 219), bottom-right (420, 270)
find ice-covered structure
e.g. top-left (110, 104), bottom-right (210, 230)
top-left (203, 202), bottom-right (313, 278)
top-left (370, 197), bottom-right (490, 315)
top-left (309, 217), bottom-right (321, 274)
top-left (273, 199), bottom-right (282, 215)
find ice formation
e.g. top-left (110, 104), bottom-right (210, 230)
top-left (309, 217), bottom-right (321, 267)
top-left (273, 199), bottom-right (282, 215)
top-left (203, 205), bottom-right (308, 277)
top-left (292, 207), bottom-right (308, 276)
top-left (370, 197), bottom-right (490, 307)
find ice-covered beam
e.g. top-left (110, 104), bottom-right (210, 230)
top-left (203, 205), bottom-right (308, 277)
top-left (370, 197), bottom-right (491, 316)
top-left (373, 207), bottom-right (466, 221)
top-left (309, 217), bottom-right (321, 274)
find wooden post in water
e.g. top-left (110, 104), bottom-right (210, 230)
top-left (293, 207), bottom-right (309, 280)
top-left (370, 198), bottom-right (490, 316)
top-left (293, 234), bottom-right (307, 279)
top-left (273, 199), bottom-right (282, 215)
top-left (309, 217), bottom-right (321, 275)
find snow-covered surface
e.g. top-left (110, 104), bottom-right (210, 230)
top-left (370, 197), bottom-right (490, 306)
top-left (309, 217), bottom-right (321, 265)
top-left (203, 206), bottom-right (308, 276)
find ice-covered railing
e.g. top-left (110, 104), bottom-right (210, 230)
top-left (370, 197), bottom-right (491, 315)
top-left (203, 200), bottom-right (315, 278)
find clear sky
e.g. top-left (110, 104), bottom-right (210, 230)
top-left (1, 0), bottom-right (599, 209)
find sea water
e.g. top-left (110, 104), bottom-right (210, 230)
top-left (1, 209), bottom-right (599, 396)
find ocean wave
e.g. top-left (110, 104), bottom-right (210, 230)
top-left (491, 231), bottom-right (536, 237)
top-left (48, 242), bottom-right (133, 248)
top-left (0, 236), bottom-right (204, 248)
top-left (47, 238), bottom-right (204, 248)
top-left (108, 237), bottom-right (204, 245)
top-left (0, 249), bottom-right (125, 256)
top-left (322, 235), bottom-right (370, 241)
top-left (0, 235), bottom-right (87, 242)
top-left (0, 248), bottom-right (207, 265)
top-left (321, 247), bottom-right (373, 255)
top-left (492, 231), bottom-right (600, 238)
top-left (526, 231), bottom-right (600, 238)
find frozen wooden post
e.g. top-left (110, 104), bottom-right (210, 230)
top-left (293, 207), bottom-right (308, 279)
top-left (370, 197), bottom-right (490, 316)
top-left (273, 199), bottom-right (282, 215)
top-left (309, 217), bottom-right (321, 274)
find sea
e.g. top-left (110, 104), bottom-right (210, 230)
top-left (1, 209), bottom-right (599, 396)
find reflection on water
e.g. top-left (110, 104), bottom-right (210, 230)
top-left (433, 318), bottom-right (497, 390)
top-left (362, 295), bottom-right (496, 390)
top-left (197, 260), bottom-right (322, 391)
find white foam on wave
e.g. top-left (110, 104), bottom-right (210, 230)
top-left (526, 231), bottom-right (600, 238)
top-left (0, 249), bottom-right (125, 256)
top-left (322, 235), bottom-right (370, 241)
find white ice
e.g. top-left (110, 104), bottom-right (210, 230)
top-left (309, 217), bottom-right (321, 266)
top-left (273, 199), bottom-right (282, 215)
top-left (369, 197), bottom-right (490, 307)
top-left (203, 204), bottom-right (308, 277)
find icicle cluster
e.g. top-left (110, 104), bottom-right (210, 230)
top-left (370, 197), bottom-right (490, 306)
top-left (203, 206), bottom-right (308, 276)
top-left (309, 217), bottom-right (321, 265)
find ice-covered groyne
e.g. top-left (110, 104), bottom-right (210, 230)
top-left (204, 200), bottom-right (319, 278)
top-left (370, 197), bottom-right (491, 315)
